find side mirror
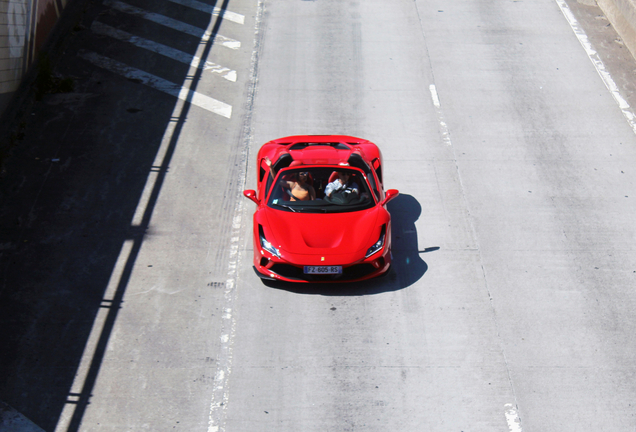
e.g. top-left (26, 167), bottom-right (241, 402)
top-left (243, 190), bottom-right (260, 205)
top-left (380, 189), bottom-right (399, 206)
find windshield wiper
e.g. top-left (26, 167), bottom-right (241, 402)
top-left (272, 202), bottom-right (297, 212)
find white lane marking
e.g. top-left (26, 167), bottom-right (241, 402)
top-left (555, 0), bottom-right (636, 135)
top-left (429, 84), bottom-right (452, 146)
top-left (91, 22), bottom-right (237, 81)
top-left (168, 0), bottom-right (245, 25)
top-left (504, 403), bottom-right (523, 432)
top-left (212, 7), bottom-right (244, 26)
top-left (104, 0), bottom-right (241, 49)
top-left (430, 84), bottom-right (441, 108)
top-left (79, 50), bottom-right (232, 118)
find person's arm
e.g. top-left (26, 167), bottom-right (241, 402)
top-left (324, 181), bottom-right (335, 197)
top-left (265, 157), bottom-right (292, 189)
top-left (263, 156), bottom-right (276, 179)
top-left (325, 180), bottom-right (341, 197)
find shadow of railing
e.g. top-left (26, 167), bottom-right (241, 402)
top-left (0, 0), bottom-right (231, 430)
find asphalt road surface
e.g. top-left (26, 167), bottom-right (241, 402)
top-left (1, 0), bottom-right (636, 431)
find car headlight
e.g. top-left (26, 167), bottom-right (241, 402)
top-left (365, 225), bottom-right (386, 258)
top-left (259, 225), bottom-right (281, 258)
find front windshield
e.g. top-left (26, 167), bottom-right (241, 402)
top-left (267, 167), bottom-right (375, 213)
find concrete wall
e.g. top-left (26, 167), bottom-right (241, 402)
top-left (0, 0), bottom-right (68, 115)
top-left (597, 0), bottom-right (636, 60)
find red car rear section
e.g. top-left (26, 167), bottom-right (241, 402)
top-left (243, 135), bottom-right (398, 283)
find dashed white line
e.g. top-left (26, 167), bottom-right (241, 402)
top-left (504, 403), bottom-right (523, 432)
top-left (91, 22), bottom-right (237, 81)
top-left (429, 84), bottom-right (452, 146)
top-left (104, 0), bottom-right (241, 49)
top-left (79, 50), bottom-right (232, 118)
top-left (555, 0), bottom-right (636, 135)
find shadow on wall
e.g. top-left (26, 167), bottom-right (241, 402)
top-left (265, 193), bottom-right (435, 296)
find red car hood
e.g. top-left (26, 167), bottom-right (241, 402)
top-left (263, 207), bottom-right (381, 256)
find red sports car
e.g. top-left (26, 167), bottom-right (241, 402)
top-left (243, 135), bottom-right (399, 282)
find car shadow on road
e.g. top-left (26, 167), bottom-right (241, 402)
top-left (264, 193), bottom-right (435, 295)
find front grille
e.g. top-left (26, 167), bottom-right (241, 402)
top-left (270, 263), bottom-right (377, 282)
top-left (343, 264), bottom-right (376, 280)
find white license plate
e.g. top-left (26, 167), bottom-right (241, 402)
top-left (304, 265), bottom-right (342, 274)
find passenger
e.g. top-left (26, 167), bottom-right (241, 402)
top-left (325, 171), bottom-right (359, 197)
top-left (281, 170), bottom-right (316, 201)
top-left (264, 156), bottom-right (313, 199)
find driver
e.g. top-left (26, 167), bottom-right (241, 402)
top-left (325, 171), bottom-right (359, 197)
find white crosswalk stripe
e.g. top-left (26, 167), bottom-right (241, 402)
top-left (81, 0), bottom-right (246, 118)
top-left (91, 21), bottom-right (237, 81)
top-left (104, 0), bottom-right (241, 49)
top-left (168, 0), bottom-right (245, 25)
top-left (80, 50), bottom-right (232, 118)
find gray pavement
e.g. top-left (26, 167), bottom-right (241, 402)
top-left (0, 0), bottom-right (259, 430)
top-left (231, 0), bottom-right (636, 431)
top-left (1, 0), bottom-right (636, 431)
